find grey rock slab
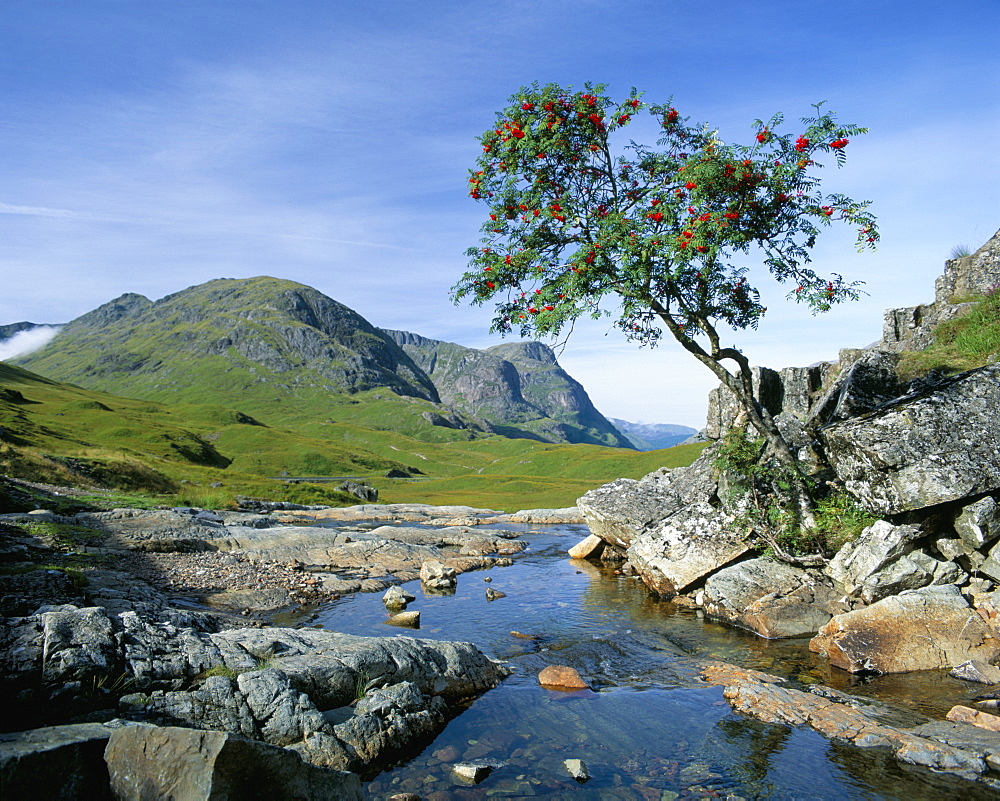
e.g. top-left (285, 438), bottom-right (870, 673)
top-left (577, 451), bottom-right (718, 550)
top-left (104, 723), bottom-right (363, 800)
top-left (627, 501), bottom-right (752, 597)
top-left (0, 722), bottom-right (118, 801)
top-left (703, 558), bottom-right (838, 638)
top-left (819, 365), bottom-right (1000, 515)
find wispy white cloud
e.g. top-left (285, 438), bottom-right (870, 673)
top-left (0, 326), bottom-right (61, 361)
top-left (1, 0), bottom-right (997, 424)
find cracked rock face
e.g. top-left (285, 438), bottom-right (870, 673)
top-left (819, 365), bottom-right (1000, 516)
top-left (2, 603), bottom-right (510, 773)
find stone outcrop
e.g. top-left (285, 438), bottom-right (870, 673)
top-left (808, 585), bottom-right (1000, 673)
top-left (2, 601), bottom-right (509, 773)
top-left (702, 662), bottom-right (1000, 787)
top-left (819, 364), bottom-right (1000, 516)
top-left (880, 229), bottom-right (1000, 354)
top-left (701, 558), bottom-right (839, 638)
top-left (577, 228), bottom-right (1000, 678)
top-left (104, 723), bottom-right (363, 800)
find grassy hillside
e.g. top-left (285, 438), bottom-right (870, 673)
top-left (14, 277), bottom-right (633, 449)
top-left (897, 290), bottom-right (1000, 380)
top-left (0, 361), bottom-right (706, 512)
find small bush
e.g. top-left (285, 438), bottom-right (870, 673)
top-left (813, 491), bottom-right (877, 554)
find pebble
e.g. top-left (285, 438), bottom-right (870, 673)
top-left (114, 550), bottom-right (340, 602)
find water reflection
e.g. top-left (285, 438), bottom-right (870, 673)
top-left (311, 524), bottom-right (986, 799)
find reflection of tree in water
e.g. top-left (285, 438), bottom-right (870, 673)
top-left (716, 716), bottom-right (791, 793)
top-left (825, 739), bottom-right (1000, 801)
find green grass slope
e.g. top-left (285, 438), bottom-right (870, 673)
top-left (1, 360), bottom-right (706, 511)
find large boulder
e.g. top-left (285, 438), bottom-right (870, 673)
top-left (578, 452), bottom-right (752, 597)
top-left (702, 558), bottom-right (838, 638)
top-left (809, 585), bottom-right (1000, 674)
top-left (819, 364), bottom-right (1000, 515)
top-left (104, 723), bottom-right (363, 800)
top-left (627, 501), bottom-right (752, 597)
top-left (0, 722), bottom-right (117, 801)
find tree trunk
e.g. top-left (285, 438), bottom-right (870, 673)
top-left (648, 300), bottom-right (817, 531)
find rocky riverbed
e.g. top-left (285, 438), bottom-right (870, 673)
top-left (0, 499), bottom-right (576, 798)
top-left (7, 496), bottom-right (1000, 798)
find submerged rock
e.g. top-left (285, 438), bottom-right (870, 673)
top-left (564, 757), bottom-right (590, 781)
top-left (703, 662), bottom-right (1000, 786)
top-left (384, 610), bottom-right (420, 629)
top-left (452, 761), bottom-right (493, 783)
top-left (537, 665), bottom-right (588, 690)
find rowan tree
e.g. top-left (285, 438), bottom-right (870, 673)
top-left (452, 82), bottom-right (878, 536)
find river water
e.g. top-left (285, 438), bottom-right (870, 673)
top-left (311, 522), bottom-right (994, 800)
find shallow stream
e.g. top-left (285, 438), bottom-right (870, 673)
top-left (311, 522), bottom-right (994, 800)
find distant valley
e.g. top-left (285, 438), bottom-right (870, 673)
top-left (0, 277), bottom-right (704, 510)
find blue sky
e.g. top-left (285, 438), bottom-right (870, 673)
top-left (2, 1), bottom-right (997, 427)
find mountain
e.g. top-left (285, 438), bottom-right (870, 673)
top-left (12, 276), bottom-right (629, 448)
top-left (384, 331), bottom-right (630, 447)
top-left (607, 418), bottom-right (698, 450)
top-left (0, 322), bottom-right (45, 340)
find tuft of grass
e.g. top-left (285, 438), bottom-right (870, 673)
top-left (199, 664), bottom-right (240, 680)
top-left (812, 491), bottom-right (878, 554)
top-left (897, 290), bottom-right (1000, 381)
top-left (0, 563), bottom-right (88, 590)
top-left (949, 244), bottom-right (973, 260)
